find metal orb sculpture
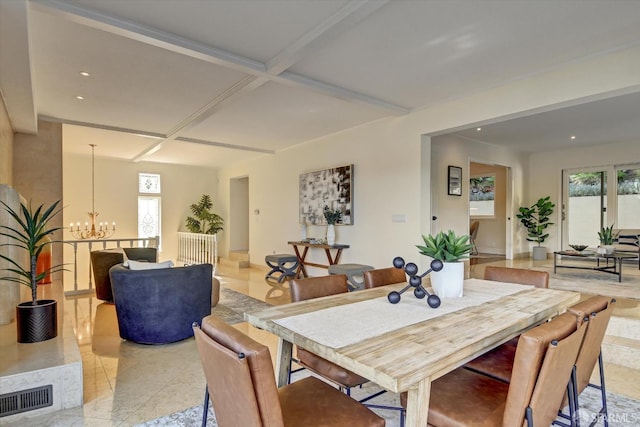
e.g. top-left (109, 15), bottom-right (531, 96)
top-left (387, 256), bottom-right (444, 308)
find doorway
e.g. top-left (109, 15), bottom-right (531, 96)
top-left (469, 162), bottom-right (511, 261)
top-left (229, 176), bottom-right (249, 252)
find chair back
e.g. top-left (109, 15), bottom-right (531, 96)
top-left (568, 296), bottom-right (615, 394)
top-left (470, 220), bottom-right (479, 239)
top-left (363, 267), bottom-right (406, 289)
top-left (502, 312), bottom-right (586, 426)
top-left (484, 266), bottom-right (549, 288)
top-left (194, 315), bottom-right (284, 427)
top-left (290, 274), bottom-right (348, 302)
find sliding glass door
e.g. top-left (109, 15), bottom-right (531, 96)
top-left (562, 164), bottom-right (640, 248)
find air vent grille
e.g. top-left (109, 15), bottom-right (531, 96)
top-left (0, 385), bottom-right (53, 417)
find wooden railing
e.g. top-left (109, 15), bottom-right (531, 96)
top-left (177, 232), bottom-right (217, 266)
top-left (62, 236), bottom-right (158, 296)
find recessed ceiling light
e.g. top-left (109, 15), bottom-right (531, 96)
top-left (570, 135), bottom-right (576, 140)
top-left (76, 95), bottom-right (84, 100)
top-left (80, 71), bottom-right (90, 77)
top-left (476, 127), bottom-right (482, 131)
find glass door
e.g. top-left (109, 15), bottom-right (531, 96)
top-left (562, 168), bottom-right (608, 249)
top-left (616, 165), bottom-right (640, 229)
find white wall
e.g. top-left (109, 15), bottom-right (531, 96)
top-left (529, 140), bottom-right (640, 253)
top-left (216, 43), bottom-right (640, 271)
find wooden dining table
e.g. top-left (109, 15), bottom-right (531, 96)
top-left (245, 278), bottom-right (581, 427)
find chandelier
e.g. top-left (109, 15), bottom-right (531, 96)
top-left (69, 144), bottom-right (116, 239)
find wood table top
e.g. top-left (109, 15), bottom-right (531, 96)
top-left (245, 279), bottom-right (581, 393)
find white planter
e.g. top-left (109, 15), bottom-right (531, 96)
top-left (301, 222), bottom-right (307, 241)
top-left (532, 246), bottom-right (547, 260)
top-left (430, 261), bottom-right (464, 298)
top-left (326, 224), bottom-right (336, 246)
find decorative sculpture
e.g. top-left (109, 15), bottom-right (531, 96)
top-left (387, 256), bottom-right (444, 308)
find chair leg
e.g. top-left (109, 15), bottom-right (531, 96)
top-left (585, 352), bottom-right (608, 427)
top-left (202, 386), bottom-right (209, 427)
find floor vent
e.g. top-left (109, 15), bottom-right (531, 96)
top-left (0, 385), bottom-right (53, 417)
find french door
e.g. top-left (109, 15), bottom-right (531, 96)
top-left (562, 164), bottom-right (640, 248)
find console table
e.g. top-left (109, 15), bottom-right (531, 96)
top-left (553, 250), bottom-right (637, 282)
top-left (288, 241), bottom-right (349, 278)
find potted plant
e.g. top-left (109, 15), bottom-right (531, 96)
top-left (417, 230), bottom-right (472, 298)
top-left (323, 205), bottom-right (342, 246)
top-left (186, 194), bottom-right (224, 235)
top-left (597, 224), bottom-right (618, 254)
top-left (0, 200), bottom-right (64, 343)
top-left (516, 196), bottom-right (555, 261)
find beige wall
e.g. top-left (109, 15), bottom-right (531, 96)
top-left (0, 96), bottom-right (13, 185)
top-left (13, 120), bottom-right (64, 277)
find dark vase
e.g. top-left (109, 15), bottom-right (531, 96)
top-left (16, 299), bottom-right (58, 343)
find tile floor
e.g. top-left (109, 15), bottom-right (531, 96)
top-left (3, 257), bottom-right (640, 426)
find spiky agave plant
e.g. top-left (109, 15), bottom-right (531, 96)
top-left (0, 200), bottom-right (64, 304)
top-left (416, 230), bottom-right (473, 263)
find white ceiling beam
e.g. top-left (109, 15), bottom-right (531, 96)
top-left (266, 0), bottom-right (390, 76)
top-left (175, 137), bottom-right (275, 154)
top-left (0, 0), bottom-right (37, 133)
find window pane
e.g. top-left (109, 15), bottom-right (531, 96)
top-left (138, 196), bottom-right (160, 241)
top-left (470, 175), bottom-right (495, 217)
top-left (139, 173), bottom-right (161, 194)
top-left (617, 168), bottom-right (640, 229)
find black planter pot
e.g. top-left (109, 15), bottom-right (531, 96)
top-left (16, 299), bottom-right (58, 343)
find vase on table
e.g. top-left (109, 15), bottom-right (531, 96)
top-left (301, 221), bottom-right (307, 241)
top-left (326, 224), bottom-right (336, 246)
top-left (430, 261), bottom-right (464, 298)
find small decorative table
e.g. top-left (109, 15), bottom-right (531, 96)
top-left (288, 241), bottom-right (350, 278)
top-left (553, 250), bottom-right (637, 282)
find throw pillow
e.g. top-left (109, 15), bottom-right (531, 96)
top-left (125, 260), bottom-right (174, 270)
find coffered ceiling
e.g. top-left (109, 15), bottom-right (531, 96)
top-left (2, 0), bottom-right (640, 166)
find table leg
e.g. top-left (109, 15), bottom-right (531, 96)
top-left (405, 378), bottom-right (431, 427)
top-left (324, 248), bottom-right (344, 265)
top-left (618, 257), bottom-right (623, 282)
top-left (291, 244), bottom-right (309, 279)
top-left (275, 338), bottom-right (293, 387)
top-left (554, 252), bottom-right (557, 274)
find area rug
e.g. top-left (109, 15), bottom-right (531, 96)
top-left (210, 287), bottom-right (272, 324)
top-left (137, 375), bottom-right (640, 427)
top-left (535, 264), bottom-right (640, 301)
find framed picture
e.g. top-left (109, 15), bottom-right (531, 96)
top-left (448, 166), bottom-right (462, 196)
top-left (299, 164), bottom-right (353, 225)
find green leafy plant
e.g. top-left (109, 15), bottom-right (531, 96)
top-left (598, 224), bottom-right (618, 245)
top-left (185, 194), bottom-right (224, 235)
top-left (0, 200), bottom-right (64, 304)
top-left (417, 230), bottom-right (473, 263)
top-left (323, 205), bottom-right (342, 225)
top-left (516, 196), bottom-right (555, 246)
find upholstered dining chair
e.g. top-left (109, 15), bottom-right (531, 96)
top-left (464, 266), bottom-right (551, 380)
top-left (559, 296), bottom-right (616, 426)
top-left (483, 265), bottom-right (549, 288)
top-left (469, 220), bottom-right (480, 255)
top-left (363, 267), bottom-right (406, 289)
top-left (193, 315), bottom-right (385, 427)
top-left (399, 311), bottom-right (587, 426)
top-left (289, 275), bottom-right (371, 395)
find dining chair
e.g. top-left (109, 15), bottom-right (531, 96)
top-left (289, 275), bottom-right (371, 394)
top-left (557, 296), bottom-right (616, 427)
top-left (483, 265), bottom-right (549, 288)
top-left (193, 315), bottom-right (385, 427)
top-left (401, 311), bottom-right (587, 426)
top-left (363, 267), bottom-right (406, 289)
top-left (470, 220), bottom-right (480, 255)
top-left (464, 266), bottom-right (550, 380)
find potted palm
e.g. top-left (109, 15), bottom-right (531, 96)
top-left (323, 205), bottom-right (342, 245)
top-left (417, 230), bottom-right (472, 298)
top-left (0, 200), bottom-right (64, 343)
top-left (516, 196), bottom-right (555, 260)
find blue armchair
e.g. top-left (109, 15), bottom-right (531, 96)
top-left (109, 263), bottom-right (212, 344)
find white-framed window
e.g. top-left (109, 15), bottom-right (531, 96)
top-left (138, 173), bottom-right (161, 249)
top-left (469, 174), bottom-right (496, 217)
